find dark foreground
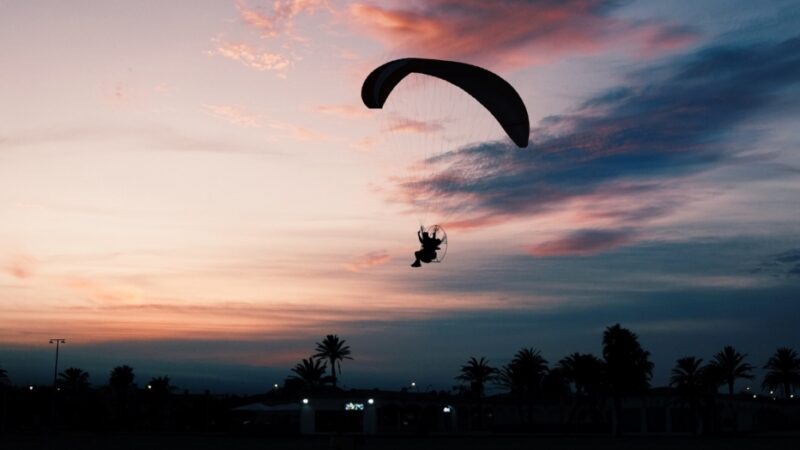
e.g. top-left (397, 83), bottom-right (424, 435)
top-left (3, 433), bottom-right (800, 450)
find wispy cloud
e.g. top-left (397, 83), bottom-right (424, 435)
top-left (203, 103), bottom-right (331, 141)
top-left (753, 248), bottom-right (800, 278)
top-left (390, 35), bottom-right (800, 253)
top-left (525, 229), bottom-right (637, 257)
top-left (208, 39), bottom-right (292, 74)
top-left (235, 0), bottom-right (328, 37)
top-left (0, 124), bottom-right (282, 156)
top-left (62, 276), bottom-right (143, 304)
top-left (315, 104), bottom-right (371, 118)
top-left (349, 0), bottom-right (698, 67)
top-left (386, 117), bottom-right (445, 134)
top-left (3, 254), bottom-right (36, 280)
top-left (203, 104), bottom-right (264, 128)
top-left (344, 250), bottom-right (392, 272)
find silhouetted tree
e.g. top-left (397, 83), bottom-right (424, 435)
top-left (109, 365), bottom-right (136, 391)
top-left (108, 365), bottom-right (137, 427)
top-left (457, 357), bottom-right (497, 430)
top-left (496, 349), bottom-right (548, 425)
top-left (559, 352), bottom-right (604, 397)
top-left (711, 346), bottom-right (754, 396)
top-left (313, 335), bottom-right (352, 388)
top-left (58, 367), bottom-right (90, 392)
top-left (147, 376), bottom-right (174, 428)
top-left (541, 366), bottom-right (570, 395)
top-left (559, 352), bottom-right (605, 431)
top-left (670, 357), bottom-right (705, 434)
top-left (457, 357), bottom-right (497, 398)
top-left (602, 324), bottom-right (653, 436)
top-left (291, 357), bottom-right (327, 391)
top-left (512, 348), bottom-right (549, 394)
top-left (762, 347), bottom-right (800, 399)
top-left (148, 376), bottom-right (173, 395)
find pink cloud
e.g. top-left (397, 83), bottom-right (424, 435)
top-left (208, 39), bottom-right (291, 73)
top-left (4, 254), bottom-right (36, 280)
top-left (386, 117), bottom-right (445, 134)
top-left (443, 214), bottom-right (510, 231)
top-left (349, 0), bottom-right (698, 68)
top-left (203, 103), bottom-right (331, 141)
top-left (315, 104), bottom-right (371, 118)
top-left (203, 104), bottom-right (263, 128)
top-left (525, 229), bottom-right (637, 257)
top-left (235, 0), bottom-right (328, 37)
top-left (62, 276), bottom-right (142, 304)
top-left (344, 250), bottom-right (392, 272)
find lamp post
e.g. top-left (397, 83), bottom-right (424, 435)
top-left (49, 338), bottom-right (66, 387)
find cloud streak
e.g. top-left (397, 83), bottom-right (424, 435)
top-left (525, 229), bottom-right (637, 256)
top-left (208, 39), bottom-right (292, 73)
top-left (235, 0), bottom-right (327, 37)
top-left (3, 254), bottom-right (36, 280)
top-left (344, 250), bottom-right (392, 272)
top-left (349, 0), bottom-right (698, 67)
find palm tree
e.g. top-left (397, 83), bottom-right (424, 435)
top-left (58, 367), bottom-right (90, 391)
top-left (313, 335), bottom-right (352, 388)
top-left (602, 324), bottom-right (653, 436)
top-left (559, 352), bottom-right (605, 431)
top-left (671, 357), bottom-right (704, 393)
top-left (559, 352), bottom-right (604, 397)
top-left (670, 357), bottom-right (704, 434)
top-left (291, 356), bottom-right (327, 391)
top-left (457, 357), bottom-right (497, 398)
top-left (108, 365), bottom-right (136, 425)
top-left (496, 349), bottom-right (548, 425)
top-left (457, 356), bottom-right (497, 430)
top-left (511, 348), bottom-right (549, 394)
top-left (711, 346), bottom-right (754, 396)
top-left (763, 347), bottom-right (800, 398)
top-left (109, 365), bottom-right (136, 391)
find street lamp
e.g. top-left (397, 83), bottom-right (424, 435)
top-left (49, 338), bottom-right (66, 387)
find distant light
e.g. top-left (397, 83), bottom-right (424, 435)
top-left (746, 386), bottom-right (750, 391)
top-left (411, 382), bottom-right (416, 387)
top-left (274, 384), bottom-right (279, 389)
top-left (753, 394), bottom-right (757, 399)
top-left (302, 398), bottom-right (309, 405)
top-left (147, 385), bottom-right (152, 390)
top-left (345, 402), bottom-right (364, 411)
top-left (791, 394), bottom-right (795, 399)
top-left (443, 406), bottom-right (452, 413)
top-left (367, 398), bottom-right (374, 405)
top-left (770, 390), bottom-right (774, 395)
top-left (29, 386), bottom-right (34, 391)
top-left (56, 388), bottom-right (61, 391)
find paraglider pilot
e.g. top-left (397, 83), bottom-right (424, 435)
top-left (411, 226), bottom-right (442, 268)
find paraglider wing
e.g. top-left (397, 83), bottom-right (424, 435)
top-left (361, 58), bottom-right (530, 148)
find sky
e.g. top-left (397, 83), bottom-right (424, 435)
top-left (1, 0), bottom-right (799, 394)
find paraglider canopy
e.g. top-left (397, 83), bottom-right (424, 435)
top-left (361, 58), bottom-right (530, 148)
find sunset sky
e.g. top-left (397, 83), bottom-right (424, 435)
top-left (1, 0), bottom-right (799, 393)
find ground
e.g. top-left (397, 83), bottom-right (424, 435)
top-left (3, 433), bottom-right (800, 450)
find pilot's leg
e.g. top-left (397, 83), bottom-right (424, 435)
top-left (411, 251), bottom-right (422, 267)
